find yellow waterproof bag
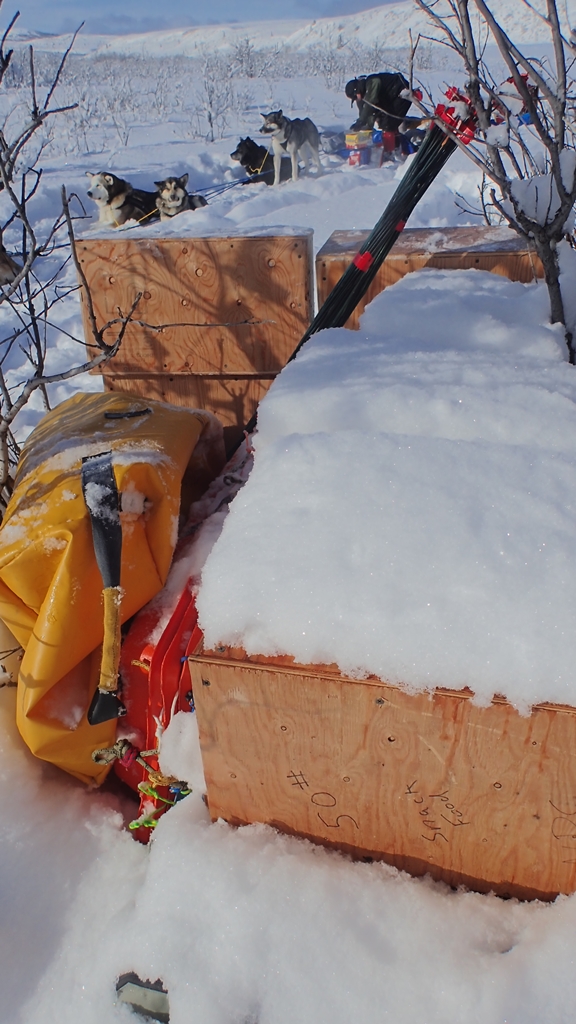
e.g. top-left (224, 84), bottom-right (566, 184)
top-left (0, 392), bottom-right (224, 783)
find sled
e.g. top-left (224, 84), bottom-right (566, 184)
top-left (109, 555), bottom-right (203, 839)
top-left (94, 436), bottom-right (253, 836)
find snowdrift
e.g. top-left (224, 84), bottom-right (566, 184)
top-left (198, 265), bottom-right (576, 712)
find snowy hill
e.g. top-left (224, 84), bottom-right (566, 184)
top-left (17, 0), bottom-right (576, 55)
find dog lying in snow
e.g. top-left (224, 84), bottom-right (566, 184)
top-left (85, 172), bottom-right (159, 227)
top-left (154, 173), bottom-right (208, 220)
top-left (259, 110), bottom-right (323, 185)
top-left (230, 137), bottom-right (292, 185)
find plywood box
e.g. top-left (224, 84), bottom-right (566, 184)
top-left (316, 225), bottom-right (544, 330)
top-left (78, 233), bottom-right (313, 449)
top-left (190, 645), bottom-right (576, 901)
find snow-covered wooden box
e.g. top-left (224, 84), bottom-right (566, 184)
top-left (316, 225), bottom-right (544, 330)
top-left (190, 645), bottom-right (576, 902)
top-left (78, 232), bottom-right (313, 449)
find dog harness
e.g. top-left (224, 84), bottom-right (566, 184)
top-left (248, 146), bottom-right (272, 177)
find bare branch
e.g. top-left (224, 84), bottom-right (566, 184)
top-left (414, 0), bottom-right (465, 55)
top-left (417, 0), bottom-right (576, 362)
top-left (0, 8), bottom-right (17, 89)
top-left (43, 24), bottom-right (84, 110)
top-left (473, 0), bottom-right (558, 107)
top-left (28, 46), bottom-right (38, 119)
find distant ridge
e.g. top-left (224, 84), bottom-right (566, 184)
top-left (16, 0), bottom-right (576, 56)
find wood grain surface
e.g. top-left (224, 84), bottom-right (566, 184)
top-left (316, 226), bottom-right (544, 330)
top-left (79, 234), bottom-right (313, 375)
top-left (190, 648), bottom-right (576, 901)
top-left (104, 374), bottom-right (274, 450)
top-left (78, 233), bottom-right (313, 447)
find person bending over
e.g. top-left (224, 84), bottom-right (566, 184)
top-left (345, 72), bottom-right (411, 132)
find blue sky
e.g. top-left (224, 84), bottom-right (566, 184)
top-left (12, 0), bottom-right (391, 36)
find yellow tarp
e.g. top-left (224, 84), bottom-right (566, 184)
top-left (0, 392), bottom-right (224, 783)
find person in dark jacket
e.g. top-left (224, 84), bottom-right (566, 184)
top-left (345, 72), bottom-right (411, 132)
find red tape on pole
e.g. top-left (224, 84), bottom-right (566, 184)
top-left (353, 251), bottom-right (374, 272)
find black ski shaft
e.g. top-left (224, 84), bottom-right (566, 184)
top-left (242, 124), bottom-right (457, 439)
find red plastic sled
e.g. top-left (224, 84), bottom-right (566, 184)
top-left (106, 436), bottom-right (254, 840)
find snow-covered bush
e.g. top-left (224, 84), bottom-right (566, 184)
top-left (0, 15), bottom-right (146, 512)
top-left (415, 0), bottom-right (576, 362)
top-left (0, 38), bottom-right (444, 158)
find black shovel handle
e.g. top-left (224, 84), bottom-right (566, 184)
top-left (81, 451), bottom-right (121, 589)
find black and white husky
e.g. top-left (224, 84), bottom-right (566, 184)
top-left (154, 173), bottom-right (208, 220)
top-left (85, 172), bottom-right (159, 227)
top-left (230, 137), bottom-right (292, 185)
top-left (259, 110), bottom-right (323, 185)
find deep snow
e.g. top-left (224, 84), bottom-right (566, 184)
top-left (198, 265), bottom-right (576, 711)
top-left (5, 694), bottom-right (576, 1024)
top-left (2, 6), bottom-right (576, 1024)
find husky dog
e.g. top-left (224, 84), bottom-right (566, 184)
top-left (259, 111), bottom-right (323, 185)
top-left (0, 228), bottom-right (19, 285)
top-left (154, 173), bottom-right (208, 220)
top-left (230, 137), bottom-right (292, 185)
top-left (85, 172), bottom-right (159, 227)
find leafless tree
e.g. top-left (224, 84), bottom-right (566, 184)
top-left (194, 52), bottom-right (235, 141)
top-left (0, 3), bottom-right (146, 514)
top-left (412, 0), bottom-right (576, 362)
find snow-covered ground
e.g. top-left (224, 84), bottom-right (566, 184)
top-left (198, 266), bottom-right (576, 712)
top-left (3, 5), bottom-right (576, 1023)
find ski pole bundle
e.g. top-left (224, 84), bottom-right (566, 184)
top-left (289, 125), bottom-right (453, 356)
top-left (290, 131), bottom-right (453, 359)
top-left (285, 91), bottom-right (476, 362)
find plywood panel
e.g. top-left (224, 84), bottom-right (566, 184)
top-left (190, 648), bottom-right (576, 901)
top-left (316, 226), bottom-right (544, 330)
top-left (78, 233), bottom-right (313, 375)
top-left (103, 373), bottom-right (275, 452)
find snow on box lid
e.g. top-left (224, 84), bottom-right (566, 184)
top-left (79, 220), bottom-right (315, 241)
top-left (317, 225), bottom-right (539, 259)
top-left (197, 257), bottom-right (576, 713)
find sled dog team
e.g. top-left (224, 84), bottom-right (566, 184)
top-left (85, 172), bottom-right (207, 228)
top-left (87, 73), bottom-right (418, 225)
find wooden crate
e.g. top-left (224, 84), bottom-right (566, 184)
top-left (78, 233), bottom-right (313, 450)
top-left (190, 646), bottom-right (576, 901)
top-left (316, 225), bottom-right (544, 330)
